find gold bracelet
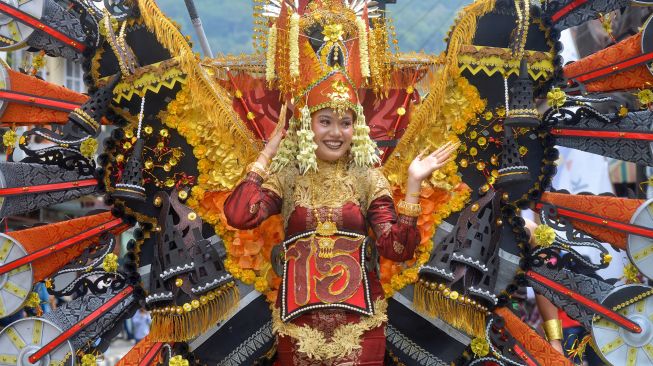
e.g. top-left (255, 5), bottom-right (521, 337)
top-left (247, 161), bottom-right (269, 180)
top-left (407, 191), bottom-right (421, 198)
top-left (397, 200), bottom-right (422, 217)
top-left (542, 319), bottom-right (563, 341)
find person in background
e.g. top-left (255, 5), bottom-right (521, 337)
top-left (35, 282), bottom-right (52, 314)
top-left (131, 307), bottom-right (151, 343)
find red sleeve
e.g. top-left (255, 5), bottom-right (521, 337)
top-left (223, 172), bottom-right (282, 230)
top-left (366, 195), bottom-right (420, 261)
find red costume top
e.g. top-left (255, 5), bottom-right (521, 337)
top-left (224, 159), bottom-right (420, 364)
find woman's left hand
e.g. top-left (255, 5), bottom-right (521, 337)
top-left (407, 141), bottom-right (459, 183)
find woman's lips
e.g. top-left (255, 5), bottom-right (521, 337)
top-left (323, 141), bottom-right (343, 150)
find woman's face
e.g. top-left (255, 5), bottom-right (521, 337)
top-left (311, 108), bottom-right (354, 162)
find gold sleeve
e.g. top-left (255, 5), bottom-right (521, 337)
top-left (368, 168), bottom-right (392, 203)
top-left (261, 172), bottom-right (283, 199)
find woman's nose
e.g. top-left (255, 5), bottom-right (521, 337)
top-left (329, 124), bottom-right (343, 137)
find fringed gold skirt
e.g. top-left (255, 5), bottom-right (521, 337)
top-left (413, 280), bottom-right (487, 339)
top-left (149, 283), bottom-right (239, 342)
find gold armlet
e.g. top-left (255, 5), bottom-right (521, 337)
top-left (543, 319), bottom-right (563, 341)
top-left (397, 200), bottom-right (422, 217)
top-left (247, 161), bottom-right (269, 180)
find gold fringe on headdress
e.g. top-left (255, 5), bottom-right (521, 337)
top-left (137, 0), bottom-right (260, 162)
top-left (383, 0), bottom-right (496, 185)
top-left (368, 18), bottom-right (392, 95)
top-left (149, 283), bottom-right (239, 342)
top-left (413, 280), bottom-right (488, 339)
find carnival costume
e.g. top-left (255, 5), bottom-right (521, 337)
top-left (224, 31), bottom-right (422, 362)
top-left (3, 0), bottom-right (653, 365)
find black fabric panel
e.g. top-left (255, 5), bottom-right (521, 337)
top-left (193, 294), bottom-right (274, 365)
top-left (386, 297), bottom-right (467, 365)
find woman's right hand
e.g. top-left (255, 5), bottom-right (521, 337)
top-left (258, 103), bottom-right (288, 166)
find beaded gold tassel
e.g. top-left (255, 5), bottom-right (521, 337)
top-left (414, 280), bottom-right (487, 339)
top-left (149, 283), bottom-right (239, 342)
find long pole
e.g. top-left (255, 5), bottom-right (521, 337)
top-left (183, 0), bottom-right (214, 58)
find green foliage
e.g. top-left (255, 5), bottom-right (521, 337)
top-left (156, 0), bottom-right (469, 56)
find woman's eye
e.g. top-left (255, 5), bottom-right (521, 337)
top-left (342, 121), bottom-right (352, 128)
top-left (320, 119), bottom-right (330, 125)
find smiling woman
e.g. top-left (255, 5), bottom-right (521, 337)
top-left (311, 108), bottom-right (354, 162)
top-left (218, 1), bottom-right (460, 363)
top-left (223, 35), bottom-right (457, 366)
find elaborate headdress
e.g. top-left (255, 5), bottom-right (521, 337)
top-left (265, 0), bottom-right (380, 173)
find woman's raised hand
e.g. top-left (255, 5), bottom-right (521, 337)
top-left (259, 103), bottom-right (288, 165)
top-left (407, 141), bottom-right (460, 184)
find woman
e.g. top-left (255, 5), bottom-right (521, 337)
top-left (224, 72), bottom-right (458, 365)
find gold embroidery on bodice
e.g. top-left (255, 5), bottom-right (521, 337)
top-left (262, 158), bottom-right (391, 226)
top-left (295, 159), bottom-right (358, 209)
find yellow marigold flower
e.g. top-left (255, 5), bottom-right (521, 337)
top-left (471, 337), bottom-right (490, 357)
top-left (533, 224), bottom-right (555, 247)
top-left (390, 275), bottom-right (404, 290)
top-left (80, 354), bottom-right (96, 366)
top-left (191, 186), bottom-right (206, 199)
top-left (25, 292), bottom-right (41, 308)
top-left (601, 253), bottom-right (612, 265)
top-left (254, 278), bottom-right (268, 293)
top-left (403, 268), bottom-right (418, 283)
top-left (79, 138), bottom-right (98, 159)
top-left (194, 145), bottom-right (208, 158)
top-left (102, 253), bottom-right (119, 273)
top-left (32, 51), bottom-right (46, 68)
top-left (382, 283), bottom-right (393, 297)
top-left (241, 269), bottom-right (256, 284)
top-left (418, 252), bottom-right (430, 264)
top-left (2, 129), bottom-right (16, 148)
top-left (623, 263), bottom-right (641, 284)
top-left (169, 355), bottom-right (189, 366)
top-left (546, 87), bottom-right (567, 109)
top-left (638, 89), bottom-right (653, 105)
top-left (618, 106), bottom-right (628, 117)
